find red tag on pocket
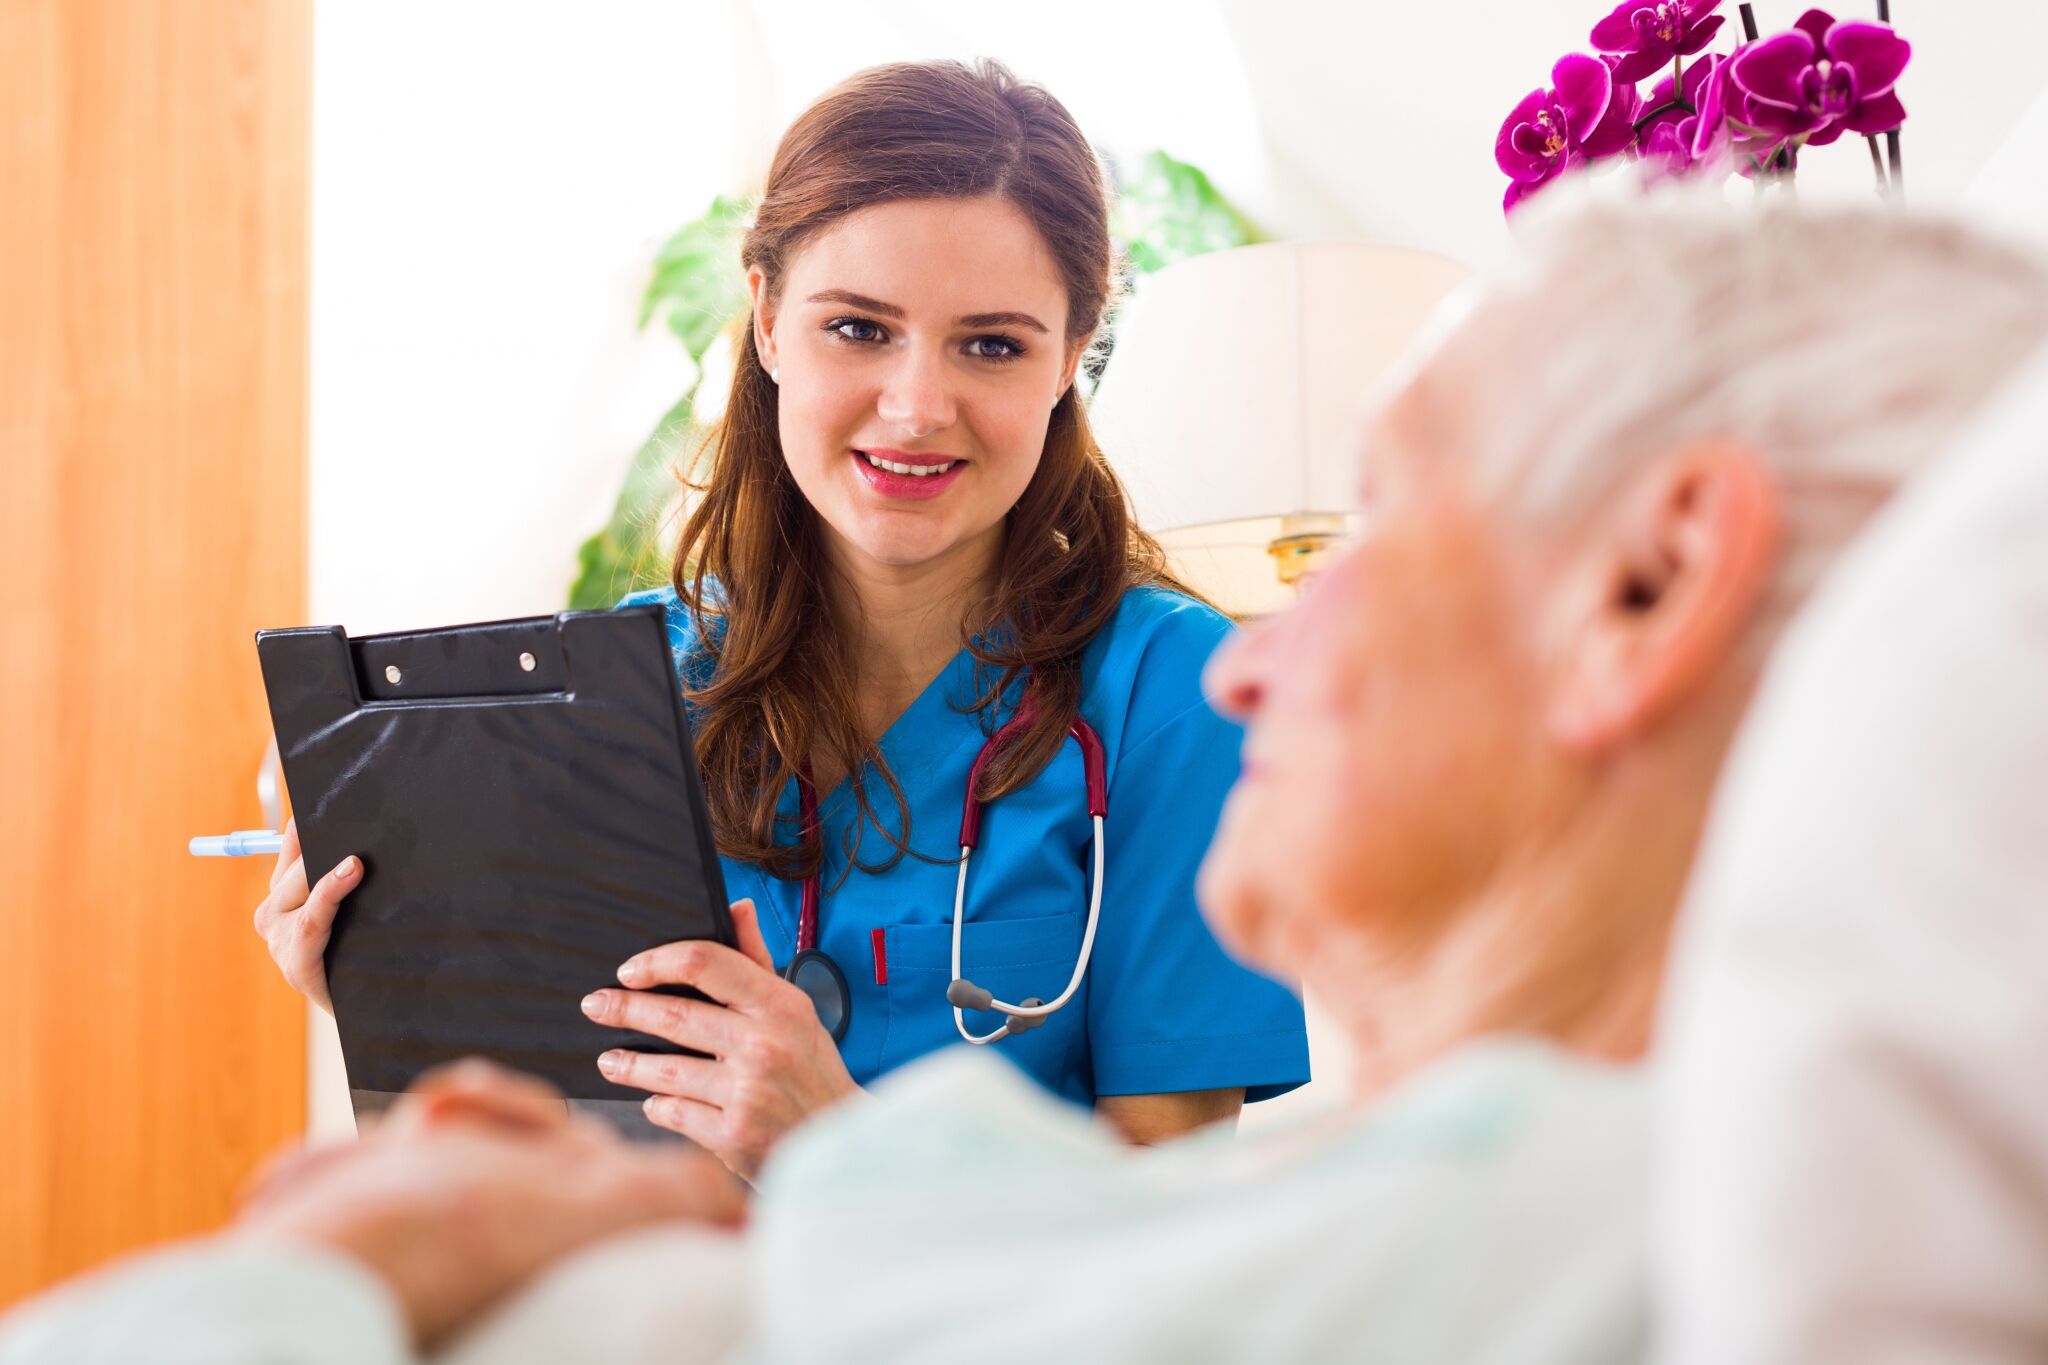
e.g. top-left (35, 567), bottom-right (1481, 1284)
top-left (871, 926), bottom-right (889, 986)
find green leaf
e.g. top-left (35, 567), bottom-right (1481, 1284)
top-left (565, 392), bottom-right (700, 611)
top-left (1114, 150), bottom-right (1266, 276)
top-left (639, 194), bottom-right (754, 362)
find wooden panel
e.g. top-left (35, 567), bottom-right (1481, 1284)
top-left (0, 0), bottom-right (310, 1304)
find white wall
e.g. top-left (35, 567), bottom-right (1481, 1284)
top-left (1221, 0), bottom-right (2048, 267)
top-left (307, 1), bottom-right (754, 1137)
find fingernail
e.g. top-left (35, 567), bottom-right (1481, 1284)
top-left (337, 856), bottom-right (360, 879)
top-left (617, 959), bottom-right (644, 985)
top-left (598, 1050), bottom-right (623, 1075)
top-left (581, 992), bottom-right (605, 1017)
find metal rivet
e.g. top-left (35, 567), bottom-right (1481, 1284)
top-left (519, 652), bottom-right (537, 672)
top-left (384, 664), bottom-right (402, 684)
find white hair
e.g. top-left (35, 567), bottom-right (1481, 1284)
top-left (1408, 181), bottom-right (2048, 629)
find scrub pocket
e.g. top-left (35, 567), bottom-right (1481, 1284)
top-left (878, 910), bottom-right (1087, 1091)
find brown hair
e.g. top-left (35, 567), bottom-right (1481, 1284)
top-left (672, 58), bottom-right (1191, 882)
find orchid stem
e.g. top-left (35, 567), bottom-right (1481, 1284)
top-left (1866, 134), bottom-right (1890, 195)
top-left (1738, 3), bottom-right (1761, 40)
top-left (1876, 0), bottom-right (1903, 196)
top-left (1633, 99), bottom-right (1697, 132)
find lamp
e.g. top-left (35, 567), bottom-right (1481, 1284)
top-left (1089, 240), bottom-right (1469, 616)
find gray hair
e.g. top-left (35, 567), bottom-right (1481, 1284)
top-left (1405, 184), bottom-right (2048, 634)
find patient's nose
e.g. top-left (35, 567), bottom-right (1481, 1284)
top-left (1204, 619), bottom-right (1273, 720)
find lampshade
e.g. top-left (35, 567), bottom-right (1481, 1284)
top-left (1089, 240), bottom-right (1469, 615)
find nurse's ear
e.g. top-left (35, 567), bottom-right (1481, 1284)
top-left (1056, 337), bottom-right (1086, 407)
top-left (747, 266), bottom-right (780, 380)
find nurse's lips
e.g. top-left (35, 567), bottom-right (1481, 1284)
top-left (851, 447), bottom-right (967, 501)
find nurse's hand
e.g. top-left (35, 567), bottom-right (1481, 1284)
top-left (252, 817), bottom-right (360, 1015)
top-left (580, 899), bottom-right (861, 1180)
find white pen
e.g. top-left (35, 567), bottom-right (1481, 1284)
top-left (189, 829), bottom-right (285, 857)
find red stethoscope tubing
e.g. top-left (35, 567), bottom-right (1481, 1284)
top-left (789, 709), bottom-right (1109, 1044)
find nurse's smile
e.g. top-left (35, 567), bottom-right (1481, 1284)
top-left (850, 446), bottom-right (968, 500)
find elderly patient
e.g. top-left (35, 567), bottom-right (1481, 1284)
top-left (7, 194), bottom-right (2047, 1365)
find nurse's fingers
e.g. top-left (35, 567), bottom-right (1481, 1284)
top-left (640, 1093), bottom-right (730, 1156)
top-left (727, 899), bottom-right (777, 973)
top-left (582, 987), bottom-right (740, 1056)
top-left (596, 1048), bottom-right (726, 1106)
top-left (615, 938), bottom-right (792, 1020)
top-left (270, 818), bottom-right (301, 892)
top-left (253, 852), bottom-right (357, 1015)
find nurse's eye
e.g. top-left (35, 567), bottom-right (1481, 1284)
top-left (965, 334), bottom-right (1026, 363)
top-left (824, 316), bottom-right (888, 345)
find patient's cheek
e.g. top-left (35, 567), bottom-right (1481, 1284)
top-left (1196, 795), bottom-right (1289, 972)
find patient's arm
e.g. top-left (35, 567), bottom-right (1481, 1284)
top-left (0, 1063), bottom-right (744, 1364)
top-left (0, 1242), bottom-right (412, 1365)
top-left (1096, 1087), bottom-right (1243, 1144)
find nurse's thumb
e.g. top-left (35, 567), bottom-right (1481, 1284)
top-left (728, 899), bottom-right (776, 973)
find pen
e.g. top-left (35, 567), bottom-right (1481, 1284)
top-left (190, 829), bottom-right (285, 858)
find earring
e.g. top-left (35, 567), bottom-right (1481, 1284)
top-left (769, 367), bottom-right (781, 385)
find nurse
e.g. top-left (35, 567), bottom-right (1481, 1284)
top-left (255, 58), bottom-right (1308, 1178)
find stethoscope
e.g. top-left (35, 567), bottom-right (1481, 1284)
top-left (781, 708), bottom-right (1108, 1046)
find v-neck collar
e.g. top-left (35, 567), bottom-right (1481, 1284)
top-left (825, 643), bottom-right (990, 804)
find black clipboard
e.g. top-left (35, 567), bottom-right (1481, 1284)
top-left (256, 604), bottom-right (734, 1114)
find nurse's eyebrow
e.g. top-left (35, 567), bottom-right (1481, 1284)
top-left (806, 289), bottom-right (1049, 334)
top-left (957, 310), bottom-right (1050, 334)
top-left (808, 289), bottom-right (904, 318)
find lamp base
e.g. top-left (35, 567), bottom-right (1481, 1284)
top-left (1266, 514), bottom-right (1347, 588)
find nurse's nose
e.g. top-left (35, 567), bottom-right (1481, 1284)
top-left (875, 344), bottom-right (958, 440)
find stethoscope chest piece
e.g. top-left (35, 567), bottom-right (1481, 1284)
top-left (785, 948), bottom-right (851, 1043)
top-left (788, 708), bottom-right (1109, 1049)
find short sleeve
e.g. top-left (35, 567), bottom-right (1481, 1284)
top-left (1084, 682), bottom-right (1310, 1103)
top-left (615, 586), bottom-right (714, 696)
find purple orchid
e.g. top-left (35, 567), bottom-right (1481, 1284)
top-left (1729, 8), bottom-right (1910, 150)
top-left (1689, 43), bottom-right (1793, 172)
top-left (1497, 53), bottom-right (1639, 213)
top-left (1591, 0), bottom-right (1727, 84)
top-left (1639, 54), bottom-right (1722, 176)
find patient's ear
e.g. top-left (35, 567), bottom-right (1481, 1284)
top-left (1544, 442), bottom-right (1780, 754)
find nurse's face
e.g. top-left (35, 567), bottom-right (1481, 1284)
top-left (749, 196), bottom-right (1083, 578)
top-left (1198, 406), bottom-right (1571, 992)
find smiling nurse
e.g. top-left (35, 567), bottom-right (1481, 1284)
top-left (254, 58), bottom-right (1309, 1178)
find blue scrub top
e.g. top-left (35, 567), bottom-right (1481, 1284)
top-left (618, 583), bottom-right (1310, 1106)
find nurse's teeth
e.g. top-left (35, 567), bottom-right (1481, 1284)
top-left (862, 452), bottom-right (956, 477)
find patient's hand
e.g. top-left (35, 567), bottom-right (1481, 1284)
top-left (252, 817), bottom-right (356, 1014)
top-left (234, 1059), bottom-right (746, 1351)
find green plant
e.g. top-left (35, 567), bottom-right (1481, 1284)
top-left (567, 154), bottom-right (1263, 610)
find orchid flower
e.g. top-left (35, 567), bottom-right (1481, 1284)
top-left (1639, 55), bottom-right (1723, 175)
top-left (1590, 0), bottom-right (1727, 84)
top-left (1729, 8), bottom-right (1910, 150)
top-left (1497, 53), bottom-right (1639, 213)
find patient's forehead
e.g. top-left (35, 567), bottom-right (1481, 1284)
top-left (1352, 387), bottom-right (1469, 509)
